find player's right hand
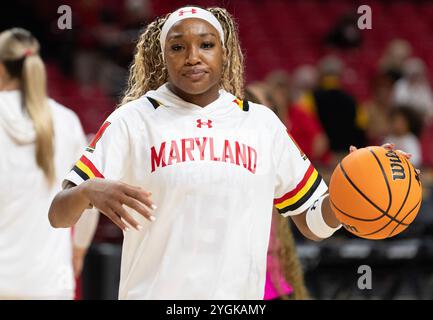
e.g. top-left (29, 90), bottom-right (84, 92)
top-left (79, 178), bottom-right (156, 231)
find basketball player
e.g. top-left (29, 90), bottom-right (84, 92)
top-left (0, 28), bottom-right (98, 299)
top-left (48, 7), bottom-right (413, 299)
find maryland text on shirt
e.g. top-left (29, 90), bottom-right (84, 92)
top-left (150, 137), bottom-right (258, 173)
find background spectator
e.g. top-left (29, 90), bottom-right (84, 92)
top-left (363, 74), bottom-right (394, 145)
top-left (392, 57), bottom-right (433, 122)
top-left (265, 70), bottom-right (292, 124)
top-left (384, 106), bottom-right (424, 167)
top-left (312, 55), bottom-right (366, 164)
top-left (325, 13), bottom-right (362, 50)
top-left (379, 39), bottom-right (412, 83)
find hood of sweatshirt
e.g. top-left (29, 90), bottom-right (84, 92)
top-left (145, 83), bottom-right (236, 115)
top-left (0, 90), bottom-right (36, 145)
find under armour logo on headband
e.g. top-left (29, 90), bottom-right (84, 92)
top-left (178, 9), bottom-right (197, 16)
top-left (160, 6), bottom-right (225, 61)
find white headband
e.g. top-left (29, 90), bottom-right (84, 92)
top-left (159, 7), bottom-right (225, 60)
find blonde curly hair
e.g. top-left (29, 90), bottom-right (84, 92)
top-left (120, 7), bottom-right (244, 106)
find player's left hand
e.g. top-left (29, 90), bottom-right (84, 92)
top-left (349, 143), bottom-right (421, 175)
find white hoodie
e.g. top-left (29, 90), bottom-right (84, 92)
top-left (64, 83), bottom-right (327, 299)
top-left (0, 90), bottom-right (94, 299)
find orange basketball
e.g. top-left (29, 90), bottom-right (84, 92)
top-left (329, 146), bottom-right (422, 240)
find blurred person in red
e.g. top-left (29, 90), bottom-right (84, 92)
top-left (266, 69), bottom-right (330, 165)
top-left (288, 65), bottom-right (330, 165)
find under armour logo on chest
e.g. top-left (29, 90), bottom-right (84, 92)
top-left (178, 9), bottom-right (197, 16)
top-left (196, 119), bottom-right (213, 128)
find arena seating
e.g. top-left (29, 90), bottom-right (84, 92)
top-left (152, 0), bottom-right (433, 102)
top-left (46, 63), bottom-right (116, 134)
top-left (44, 0), bottom-right (433, 299)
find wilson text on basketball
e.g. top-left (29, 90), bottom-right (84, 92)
top-left (386, 151), bottom-right (406, 180)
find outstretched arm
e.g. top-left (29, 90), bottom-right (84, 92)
top-left (49, 178), bottom-right (156, 231)
top-left (49, 181), bottom-right (92, 228)
top-left (289, 143), bottom-right (416, 242)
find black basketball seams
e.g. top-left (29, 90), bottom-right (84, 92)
top-left (330, 196), bottom-right (387, 222)
top-left (388, 200), bottom-right (421, 237)
top-left (357, 149), bottom-right (413, 237)
top-left (368, 148), bottom-right (392, 213)
top-left (339, 162), bottom-right (408, 226)
top-left (387, 156), bottom-right (419, 237)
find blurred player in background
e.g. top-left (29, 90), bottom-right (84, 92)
top-left (0, 28), bottom-right (98, 299)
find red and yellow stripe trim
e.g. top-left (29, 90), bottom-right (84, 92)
top-left (274, 163), bottom-right (322, 214)
top-left (72, 155), bottom-right (104, 181)
top-left (233, 98), bottom-right (250, 111)
top-left (86, 121), bottom-right (111, 153)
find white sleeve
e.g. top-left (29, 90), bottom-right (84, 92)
top-left (62, 110), bottom-right (131, 188)
top-left (73, 208), bottom-right (100, 249)
top-left (273, 121), bottom-right (328, 216)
